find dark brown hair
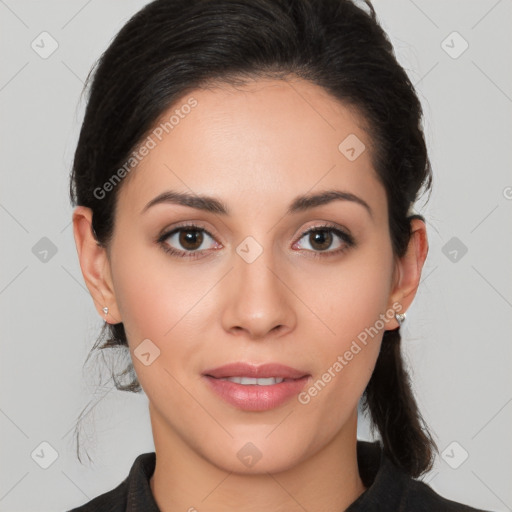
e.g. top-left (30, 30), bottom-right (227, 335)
top-left (70, 0), bottom-right (436, 476)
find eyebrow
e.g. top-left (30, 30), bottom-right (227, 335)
top-left (141, 189), bottom-right (373, 218)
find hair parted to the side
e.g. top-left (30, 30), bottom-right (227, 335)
top-left (69, 0), bottom-right (436, 475)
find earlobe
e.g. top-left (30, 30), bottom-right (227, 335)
top-left (72, 206), bottom-right (122, 324)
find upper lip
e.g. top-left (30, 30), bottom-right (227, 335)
top-left (203, 362), bottom-right (309, 380)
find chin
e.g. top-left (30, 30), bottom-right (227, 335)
top-left (197, 432), bottom-right (314, 475)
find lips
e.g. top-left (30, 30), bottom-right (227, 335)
top-left (202, 362), bottom-right (310, 411)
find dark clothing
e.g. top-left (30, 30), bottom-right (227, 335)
top-left (68, 441), bottom-right (491, 511)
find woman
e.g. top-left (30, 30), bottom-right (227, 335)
top-left (68, 0), bottom-right (492, 510)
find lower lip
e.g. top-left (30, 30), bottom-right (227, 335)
top-left (203, 376), bottom-right (309, 411)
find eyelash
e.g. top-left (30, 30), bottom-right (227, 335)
top-left (156, 222), bottom-right (355, 260)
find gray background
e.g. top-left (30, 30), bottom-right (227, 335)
top-left (1, 0), bottom-right (511, 510)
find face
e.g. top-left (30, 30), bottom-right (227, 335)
top-left (78, 78), bottom-right (408, 474)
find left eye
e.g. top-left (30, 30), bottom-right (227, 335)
top-left (294, 226), bottom-right (352, 253)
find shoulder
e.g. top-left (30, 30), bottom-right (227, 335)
top-left (352, 441), bottom-right (493, 512)
top-left (402, 477), bottom-right (492, 512)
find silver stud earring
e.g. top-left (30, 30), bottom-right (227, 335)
top-left (395, 312), bottom-right (406, 327)
top-left (102, 306), bottom-right (109, 318)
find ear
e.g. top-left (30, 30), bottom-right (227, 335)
top-left (386, 217), bottom-right (428, 329)
top-left (72, 206), bottom-right (122, 324)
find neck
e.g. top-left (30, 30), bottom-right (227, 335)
top-left (149, 406), bottom-right (366, 512)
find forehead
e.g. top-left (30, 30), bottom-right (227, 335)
top-left (117, 77), bottom-right (386, 219)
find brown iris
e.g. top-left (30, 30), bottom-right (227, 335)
top-left (179, 229), bottom-right (204, 250)
top-left (308, 229), bottom-right (333, 251)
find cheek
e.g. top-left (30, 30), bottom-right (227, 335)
top-left (314, 236), bottom-right (394, 338)
top-left (110, 238), bottom-right (207, 340)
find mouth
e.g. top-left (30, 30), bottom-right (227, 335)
top-left (215, 376), bottom-right (290, 385)
top-left (202, 362), bottom-right (310, 411)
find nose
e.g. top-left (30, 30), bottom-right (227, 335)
top-left (221, 249), bottom-right (297, 341)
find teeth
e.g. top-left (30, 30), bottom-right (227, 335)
top-left (220, 376), bottom-right (285, 385)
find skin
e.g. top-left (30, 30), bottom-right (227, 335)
top-left (73, 77), bottom-right (428, 512)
